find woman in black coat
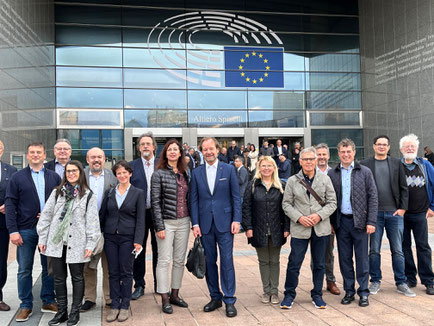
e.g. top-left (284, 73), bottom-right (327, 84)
top-left (100, 160), bottom-right (145, 323)
top-left (242, 156), bottom-right (290, 305)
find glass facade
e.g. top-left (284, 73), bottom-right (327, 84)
top-left (55, 0), bottom-right (363, 156)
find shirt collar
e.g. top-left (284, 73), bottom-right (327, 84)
top-left (142, 156), bottom-right (155, 166)
top-left (89, 169), bottom-right (104, 177)
top-left (340, 161), bottom-right (354, 170)
top-left (30, 166), bottom-right (45, 173)
top-left (206, 159), bottom-right (218, 169)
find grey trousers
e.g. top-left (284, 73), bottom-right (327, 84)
top-left (156, 217), bottom-right (190, 294)
top-left (310, 233), bottom-right (336, 282)
top-left (255, 240), bottom-right (282, 295)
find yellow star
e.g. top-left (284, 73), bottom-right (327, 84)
top-left (264, 59), bottom-right (268, 63)
top-left (239, 65), bottom-right (243, 70)
top-left (253, 79), bottom-right (257, 84)
top-left (241, 72), bottom-right (245, 76)
top-left (266, 66), bottom-right (270, 70)
top-left (259, 77), bottom-right (263, 82)
top-left (246, 77), bottom-right (250, 82)
top-left (245, 53), bottom-right (249, 57)
top-left (264, 73), bottom-right (268, 77)
top-left (252, 51), bottom-right (256, 56)
top-left (259, 54), bottom-right (263, 58)
top-left (240, 58), bottom-right (244, 62)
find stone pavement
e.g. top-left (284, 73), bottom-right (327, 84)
top-left (1, 220), bottom-right (434, 326)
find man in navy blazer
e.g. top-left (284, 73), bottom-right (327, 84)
top-left (273, 139), bottom-right (288, 159)
top-left (0, 140), bottom-right (17, 311)
top-left (129, 132), bottom-right (158, 299)
top-left (5, 142), bottom-right (61, 322)
top-left (191, 137), bottom-right (241, 318)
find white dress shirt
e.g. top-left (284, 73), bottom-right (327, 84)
top-left (142, 156), bottom-right (155, 208)
top-left (89, 169), bottom-right (105, 210)
top-left (206, 159), bottom-right (218, 195)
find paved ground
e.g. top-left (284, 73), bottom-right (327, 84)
top-left (1, 220), bottom-right (434, 326)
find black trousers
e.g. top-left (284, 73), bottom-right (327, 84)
top-left (133, 208), bottom-right (158, 290)
top-left (51, 246), bottom-right (85, 310)
top-left (0, 228), bottom-right (9, 302)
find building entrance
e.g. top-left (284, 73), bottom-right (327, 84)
top-left (132, 136), bottom-right (183, 160)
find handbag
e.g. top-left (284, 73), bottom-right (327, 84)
top-left (185, 237), bottom-right (206, 279)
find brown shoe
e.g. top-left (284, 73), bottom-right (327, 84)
top-left (327, 282), bottom-right (341, 295)
top-left (117, 309), bottom-right (129, 322)
top-left (16, 308), bottom-right (32, 322)
top-left (41, 302), bottom-right (58, 313)
top-left (0, 301), bottom-right (10, 311)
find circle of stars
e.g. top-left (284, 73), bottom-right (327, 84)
top-left (238, 51), bottom-right (270, 84)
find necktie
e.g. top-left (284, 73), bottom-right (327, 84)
top-left (146, 161), bottom-right (150, 167)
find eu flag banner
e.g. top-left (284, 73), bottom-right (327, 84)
top-left (224, 46), bottom-right (284, 88)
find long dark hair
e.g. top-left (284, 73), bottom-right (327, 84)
top-left (156, 139), bottom-right (187, 174)
top-left (56, 160), bottom-right (89, 199)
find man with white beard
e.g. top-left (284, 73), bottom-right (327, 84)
top-left (399, 134), bottom-right (434, 295)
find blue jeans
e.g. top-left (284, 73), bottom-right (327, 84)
top-left (369, 211), bottom-right (406, 285)
top-left (16, 228), bottom-right (55, 309)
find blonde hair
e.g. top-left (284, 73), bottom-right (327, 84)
top-left (253, 156), bottom-right (284, 194)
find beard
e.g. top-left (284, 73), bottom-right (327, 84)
top-left (403, 152), bottom-right (417, 161)
top-left (142, 150), bottom-right (151, 158)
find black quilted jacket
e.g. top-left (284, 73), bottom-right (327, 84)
top-left (242, 179), bottom-right (290, 248)
top-left (328, 162), bottom-right (378, 230)
top-left (151, 167), bottom-right (190, 232)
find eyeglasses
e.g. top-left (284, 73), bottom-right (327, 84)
top-left (65, 169), bottom-right (79, 174)
top-left (300, 158), bottom-right (316, 162)
top-left (374, 143), bottom-right (389, 147)
top-left (55, 147), bottom-right (71, 151)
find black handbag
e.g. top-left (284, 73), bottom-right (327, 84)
top-left (186, 237), bottom-right (206, 279)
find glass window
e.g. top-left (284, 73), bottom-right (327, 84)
top-left (185, 0), bottom-right (245, 10)
top-left (248, 110), bottom-right (304, 127)
top-left (186, 50), bottom-right (224, 70)
top-left (122, 8), bottom-right (185, 28)
top-left (284, 53), bottom-right (305, 71)
top-left (56, 46), bottom-right (122, 67)
top-left (123, 28), bottom-right (186, 49)
top-left (1, 110), bottom-right (55, 129)
top-left (102, 130), bottom-right (124, 149)
top-left (308, 73), bottom-right (361, 91)
top-left (56, 25), bottom-right (122, 46)
top-left (277, 34), bottom-right (360, 53)
top-left (124, 69), bottom-right (186, 89)
top-left (310, 112), bottom-right (360, 126)
top-left (123, 48), bottom-right (187, 69)
top-left (56, 88), bottom-right (123, 108)
top-left (307, 91), bottom-right (361, 110)
top-left (58, 110), bottom-right (121, 127)
top-left (57, 130), bottom-right (80, 149)
top-left (80, 130), bottom-right (100, 149)
top-left (56, 67), bottom-right (122, 88)
top-left (283, 72), bottom-right (305, 90)
top-left (188, 91), bottom-right (246, 109)
top-left (302, 16), bottom-right (359, 34)
top-left (124, 89), bottom-right (187, 109)
top-left (187, 70), bottom-right (239, 90)
top-left (124, 110), bottom-right (187, 127)
top-left (55, 4), bottom-right (121, 25)
top-left (311, 129), bottom-right (363, 147)
top-left (306, 54), bottom-right (360, 72)
top-left (248, 91), bottom-right (304, 110)
top-left (245, 0), bottom-right (358, 15)
top-left (188, 111), bottom-right (247, 127)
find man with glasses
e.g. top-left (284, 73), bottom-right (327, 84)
top-left (399, 134), bottom-right (434, 295)
top-left (360, 136), bottom-right (413, 297)
top-left (45, 139), bottom-right (72, 177)
top-left (328, 138), bottom-right (378, 307)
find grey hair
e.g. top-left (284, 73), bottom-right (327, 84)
top-left (300, 147), bottom-right (317, 158)
top-left (137, 132), bottom-right (157, 152)
top-left (315, 143), bottom-right (330, 155)
top-left (54, 139), bottom-right (71, 147)
top-left (295, 142), bottom-right (301, 146)
top-left (399, 133), bottom-right (419, 150)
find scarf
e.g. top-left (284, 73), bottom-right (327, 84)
top-left (52, 184), bottom-right (79, 245)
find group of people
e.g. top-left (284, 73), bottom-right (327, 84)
top-left (0, 132), bottom-right (433, 324)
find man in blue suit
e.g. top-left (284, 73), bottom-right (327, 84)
top-left (191, 137), bottom-right (241, 318)
top-left (0, 140), bottom-right (17, 311)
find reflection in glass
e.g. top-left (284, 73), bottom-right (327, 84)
top-left (310, 112), bottom-right (360, 126)
top-left (188, 91), bottom-right (246, 109)
top-left (57, 130), bottom-right (80, 149)
top-left (284, 53), bottom-right (305, 71)
top-left (248, 110), bottom-right (304, 127)
top-left (124, 69), bottom-right (186, 89)
top-left (56, 4), bottom-right (121, 25)
top-left (123, 28), bottom-right (186, 49)
top-left (188, 110), bottom-right (247, 127)
top-left (58, 110), bottom-right (121, 126)
top-left (312, 129), bottom-right (363, 147)
top-left (124, 110), bottom-right (187, 127)
top-left (124, 89), bottom-right (186, 109)
top-left (56, 88), bottom-right (123, 108)
top-left (56, 25), bottom-right (122, 46)
top-left (56, 67), bottom-right (122, 87)
top-left (308, 73), bottom-right (360, 91)
top-left (123, 48), bottom-right (187, 68)
top-left (307, 91), bottom-right (361, 109)
top-left (248, 91), bottom-right (304, 110)
top-left (283, 72), bottom-right (305, 90)
top-left (102, 130), bottom-right (124, 149)
top-left (306, 53), bottom-right (360, 72)
top-left (56, 46), bottom-right (122, 67)
top-left (122, 8), bottom-right (185, 27)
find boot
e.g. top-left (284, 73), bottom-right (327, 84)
top-left (68, 264), bottom-right (84, 326)
top-left (50, 272), bottom-right (68, 325)
top-left (67, 306), bottom-right (80, 326)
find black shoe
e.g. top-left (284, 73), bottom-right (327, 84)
top-left (426, 284), bottom-right (434, 295)
top-left (341, 294), bottom-right (355, 305)
top-left (48, 311), bottom-right (68, 326)
top-left (67, 309), bottom-right (80, 326)
top-left (132, 287), bottom-right (144, 300)
top-left (359, 296), bottom-right (369, 307)
top-left (407, 282), bottom-right (417, 288)
top-left (162, 303), bottom-right (173, 314)
top-left (203, 299), bottom-right (222, 312)
top-left (80, 300), bottom-right (95, 312)
top-left (225, 304), bottom-right (237, 318)
top-left (169, 297), bottom-right (188, 308)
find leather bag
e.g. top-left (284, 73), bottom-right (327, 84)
top-left (186, 237), bottom-right (206, 279)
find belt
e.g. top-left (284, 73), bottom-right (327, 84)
top-left (342, 213), bottom-right (353, 218)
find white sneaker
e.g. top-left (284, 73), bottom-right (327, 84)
top-left (369, 282), bottom-right (380, 294)
top-left (397, 283), bottom-right (416, 297)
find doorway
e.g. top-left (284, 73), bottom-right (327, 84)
top-left (132, 136), bottom-right (183, 160)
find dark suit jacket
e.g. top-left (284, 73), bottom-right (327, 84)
top-left (227, 146), bottom-right (241, 162)
top-left (0, 162), bottom-right (17, 229)
top-left (278, 159), bottom-right (291, 179)
top-left (190, 161), bottom-right (241, 234)
top-left (236, 166), bottom-right (249, 197)
top-left (129, 157), bottom-right (158, 194)
top-left (100, 185), bottom-right (146, 245)
top-left (5, 166), bottom-right (61, 233)
top-left (360, 156), bottom-right (408, 210)
top-left (273, 146), bottom-right (288, 158)
top-left (44, 159), bottom-right (56, 171)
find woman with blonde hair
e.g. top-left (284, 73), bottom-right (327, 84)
top-left (242, 156), bottom-right (290, 304)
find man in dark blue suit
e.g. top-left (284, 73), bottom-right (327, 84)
top-left (0, 140), bottom-right (17, 311)
top-left (129, 132), bottom-right (158, 299)
top-left (273, 139), bottom-right (288, 159)
top-left (191, 137), bottom-right (241, 318)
